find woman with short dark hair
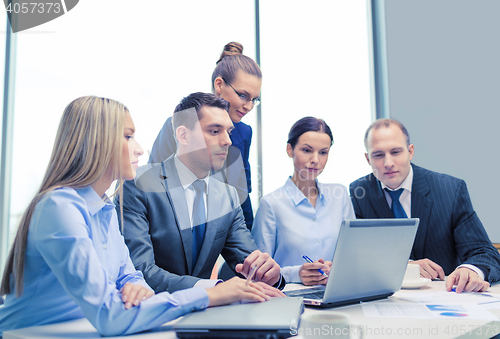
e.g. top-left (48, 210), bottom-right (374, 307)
top-left (252, 117), bottom-right (355, 285)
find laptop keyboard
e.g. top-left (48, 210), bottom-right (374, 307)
top-left (284, 287), bottom-right (325, 299)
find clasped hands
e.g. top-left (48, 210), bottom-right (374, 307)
top-left (411, 258), bottom-right (489, 293)
top-left (120, 283), bottom-right (154, 310)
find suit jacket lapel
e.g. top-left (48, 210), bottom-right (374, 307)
top-left (367, 176), bottom-right (394, 218)
top-left (161, 157), bottom-right (194, 273)
top-left (192, 178), bottom-right (220, 276)
top-left (410, 164), bottom-right (432, 259)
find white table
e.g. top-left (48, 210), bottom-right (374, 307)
top-left (294, 281), bottom-right (500, 339)
top-left (4, 281), bottom-right (500, 339)
top-left (3, 317), bottom-right (179, 339)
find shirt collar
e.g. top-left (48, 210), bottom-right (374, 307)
top-left (316, 181), bottom-right (326, 202)
top-left (174, 155), bottom-right (209, 191)
top-left (380, 165), bottom-right (413, 193)
top-left (284, 176), bottom-right (324, 206)
top-left (76, 187), bottom-right (113, 216)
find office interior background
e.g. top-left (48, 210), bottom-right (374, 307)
top-left (0, 0), bottom-right (499, 276)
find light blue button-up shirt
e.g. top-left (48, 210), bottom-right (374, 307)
top-left (252, 177), bottom-right (355, 283)
top-left (0, 187), bottom-right (209, 336)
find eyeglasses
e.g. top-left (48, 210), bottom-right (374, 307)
top-left (222, 78), bottom-right (261, 107)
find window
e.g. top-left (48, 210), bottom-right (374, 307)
top-left (257, 1), bottom-right (372, 198)
top-left (7, 0), bottom-right (256, 259)
top-left (3, 1), bottom-right (373, 269)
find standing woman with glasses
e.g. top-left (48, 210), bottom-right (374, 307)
top-left (0, 96), bottom-right (274, 336)
top-left (149, 42), bottom-right (261, 231)
top-left (211, 41), bottom-right (261, 231)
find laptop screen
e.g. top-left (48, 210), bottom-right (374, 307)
top-left (323, 218), bottom-right (419, 303)
top-left (285, 218), bottom-right (419, 308)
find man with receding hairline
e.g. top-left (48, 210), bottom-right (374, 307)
top-left (350, 118), bottom-right (500, 293)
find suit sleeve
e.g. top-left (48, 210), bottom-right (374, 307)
top-left (451, 180), bottom-right (500, 282)
top-left (117, 178), bottom-right (201, 293)
top-left (219, 186), bottom-right (257, 273)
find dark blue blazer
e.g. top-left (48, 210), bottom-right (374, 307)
top-left (227, 121), bottom-right (253, 229)
top-left (349, 164), bottom-right (500, 282)
top-left (148, 116), bottom-right (254, 229)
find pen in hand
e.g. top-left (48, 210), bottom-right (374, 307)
top-left (246, 266), bottom-right (258, 286)
top-left (302, 255), bottom-right (329, 278)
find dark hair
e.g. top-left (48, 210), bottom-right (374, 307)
top-left (172, 92), bottom-right (230, 132)
top-left (287, 117), bottom-right (334, 149)
top-left (211, 42), bottom-right (262, 91)
top-left (364, 118), bottom-right (410, 149)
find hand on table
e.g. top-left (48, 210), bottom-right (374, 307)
top-left (253, 282), bottom-right (286, 297)
top-left (235, 250), bottom-right (281, 286)
top-left (412, 258), bottom-right (445, 280)
top-left (299, 258), bottom-right (331, 286)
top-left (445, 267), bottom-right (490, 293)
top-left (120, 283), bottom-right (154, 310)
top-left (206, 277), bottom-right (284, 307)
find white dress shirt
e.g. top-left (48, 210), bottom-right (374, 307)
top-left (252, 177), bottom-right (355, 283)
top-left (174, 155), bottom-right (208, 227)
top-left (174, 155), bottom-right (220, 288)
top-left (381, 165), bottom-right (413, 218)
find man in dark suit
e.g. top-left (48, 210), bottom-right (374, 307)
top-left (117, 92), bottom-right (284, 293)
top-left (350, 118), bottom-right (500, 293)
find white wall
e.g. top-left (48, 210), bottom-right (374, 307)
top-left (381, 0), bottom-right (500, 240)
top-left (258, 1), bottom-right (372, 197)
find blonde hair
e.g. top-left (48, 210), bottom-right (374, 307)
top-left (0, 96), bottom-right (127, 296)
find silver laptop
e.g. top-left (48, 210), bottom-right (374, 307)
top-left (285, 218), bottom-right (419, 308)
top-left (173, 296), bottom-right (304, 339)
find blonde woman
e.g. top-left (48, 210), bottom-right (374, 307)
top-left (0, 96), bottom-right (275, 336)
